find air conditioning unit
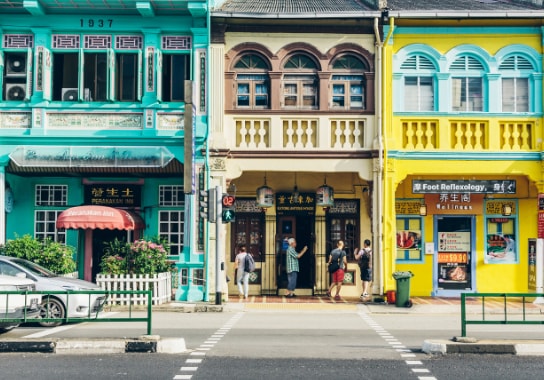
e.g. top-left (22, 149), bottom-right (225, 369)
top-left (5, 54), bottom-right (26, 76)
top-left (62, 88), bottom-right (92, 101)
top-left (5, 83), bottom-right (26, 101)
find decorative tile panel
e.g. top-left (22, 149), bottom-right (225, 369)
top-left (115, 35), bottom-right (143, 50)
top-left (157, 113), bottom-right (183, 130)
top-left (0, 112), bottom-right (31, 128)
top-left (3, 34), bottom-right (33, 48)
top-left (161, 36), bottom-right (191, 50)
top-left (52, 35), bottom-right (80, 49)
top-left (47, 113), bottom-right (143, 129)
top-left (84, 35), bottom-right (112, 49)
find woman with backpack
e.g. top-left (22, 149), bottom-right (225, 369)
top-left (234, 245), bottom-right (250, 299)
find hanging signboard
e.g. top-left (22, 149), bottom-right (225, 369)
top-left (413, 180), bottom-right (516, 194)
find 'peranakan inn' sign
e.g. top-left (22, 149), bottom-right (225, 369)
top-left (85, 185), bottom-right (141, 207)
top-left (276, 192), bottom-right (316, 216)
top-left (413, 180), bottom-right (516, 194)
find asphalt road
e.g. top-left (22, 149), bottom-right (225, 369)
top-left (2, 304), bottom-right (544, 379)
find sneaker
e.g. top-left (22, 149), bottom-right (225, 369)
top-left (286, 293), bottom-right (294, 298)
top-left (334, 295), bottom-right (341, 301)
top-left (326, 291), bottom-right (331, 297)
top-left (362, 292), bottom-right (369, 297)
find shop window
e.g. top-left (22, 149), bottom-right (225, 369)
top-left (326, 200), bottom-right (359, 261)
top-left (193, 268), bottom-right (204, 286)
top-left (231, 212), bottom-right (265, 262)
top-left (159, 210), bottom-right (184, 257)
top-left (485, 217), bottom-right (517, 264)
top-left (396, 217), bottom-right (423, 262)
top-left (234, 53), bottom-right (270, 109)
top-left (35, 185), bottom-right (67, 206)
top-left (35, 210), bottom-right (66, 243)
top-left (330, 54), bottom-right (366, 110)
top-left (282, 53), bottom-right (319, 109)
top-left (450, 55), bottom-right (485, 112)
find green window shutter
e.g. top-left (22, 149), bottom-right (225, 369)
top-left (108, 48), bottom-right (115, 100)
top-left (137, 50), bottom-right (142, 101)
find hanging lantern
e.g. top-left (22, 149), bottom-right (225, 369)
top-left (316, 183), bottom-right (334, 207)
top-left (256, 174), bottom-right (274, 208)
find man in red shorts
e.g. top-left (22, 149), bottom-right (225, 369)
top-left (326, 240), bottom-right (348, 300)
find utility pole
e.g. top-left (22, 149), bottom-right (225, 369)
top-left (215, 185), bottom-right (223, 305)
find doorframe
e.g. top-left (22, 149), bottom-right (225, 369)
top-left (432, 215), bottom-right (477, 297)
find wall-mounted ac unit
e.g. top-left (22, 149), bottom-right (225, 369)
top-left (5, 54), bottom-right (26, 76)
top-left (5, 83), bottom-right (26, 101)
top-left (62, 88), bottom-right (91, 101)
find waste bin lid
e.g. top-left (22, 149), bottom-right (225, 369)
top-left (392, 271), bottom-right (414, 279)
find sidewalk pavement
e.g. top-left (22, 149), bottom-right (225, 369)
top-left (1, 295), bottom-right (543, 354)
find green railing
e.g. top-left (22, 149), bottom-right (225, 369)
top-left (1, 290), bottom-right (153, 335)
top-left (461, 292), bottom-right (544, 337)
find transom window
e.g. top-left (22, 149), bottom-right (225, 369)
top-left (159, 185), bottom-right (185, 207)
top-left (282, 53), bottom-right (318, 109)
top-left (234, 53), bottom-right (270, 109)
top-left (450, 55), bottom-right (484, 112)
top-left (331, 55), bottom-right (366, 110)
top-left (35, 185), bottom-right (67, 206)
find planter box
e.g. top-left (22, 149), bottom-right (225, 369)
top-left (96, 272), bottom-right (172, 306)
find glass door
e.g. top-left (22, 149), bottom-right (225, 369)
top-left (435, 216), bottom-right (474, 295)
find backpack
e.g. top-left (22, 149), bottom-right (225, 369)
top-left (359, 248), bottom-right (372, 269)
top-left (244, 253), bottom-right (256, 273)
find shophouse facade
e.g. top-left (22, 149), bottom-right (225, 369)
top-left (383, 1), bottom-right (544, 297)
top-left (209, 0), bottom-right (382, 298)
top-left (0, 1), bottom-right (209, 301)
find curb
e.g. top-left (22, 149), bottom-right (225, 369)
top-left (0, 336), bottom-right (187, 354)
top-left (422, 339), bottom-right (544, 355)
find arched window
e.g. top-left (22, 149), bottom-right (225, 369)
top-left (400, 55), bottom-right (436, 111)
top-left (450, 55), bottom-right (485, 112)
top-left (330, 54), bottom-right (366, 110)
top-left (282, 53), bottom-right (318, 109)
top-left (499, 55), bottom-right (533, 112)
top-left (234, 53), bottom-right (270, 109)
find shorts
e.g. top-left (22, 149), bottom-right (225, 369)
top-left (332, 269), bottom-right (345, 283)
top-left (287, 271), bottom-right (298, 291)
top-left (361, 268), bottom-right (372, 281)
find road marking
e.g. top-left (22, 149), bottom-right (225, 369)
top-left (358, 310), bottom-right (439, 379)
top-left (22, 312), bottom-right (120, 338)
top-left (172, 312), bottom-right (244, 380)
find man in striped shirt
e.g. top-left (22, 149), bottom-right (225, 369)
top-left (285, 237), bottom-right (308, 298)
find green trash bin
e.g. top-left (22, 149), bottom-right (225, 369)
top-left (392, 271), bottom-right (414, 307)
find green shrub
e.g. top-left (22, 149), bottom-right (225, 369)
top-left (100, 237), bottom-right (171, 275)
top-left (0, 234), bottom-right (76, 274)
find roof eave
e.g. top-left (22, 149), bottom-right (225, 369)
top-left (387, 10), bottom-right (544, 18)
top-left (211, 11), bottom-right (382, 19)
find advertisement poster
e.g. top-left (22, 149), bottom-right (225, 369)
top-left (437, 231), bottom-right (470, 289)
top-left (528, 239), bottom-right (537, 290)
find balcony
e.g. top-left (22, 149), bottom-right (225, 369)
top-left (396, 117), bottom-right (539, 152)
top-left (227, 114), bottom-right (374, 151)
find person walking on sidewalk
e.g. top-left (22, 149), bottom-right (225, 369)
top-left (326, 240), bottom-right (349, 300)
top-left (234, 245), bottom-right (250, 299)
top-left (286, 238), bottom-right (308, 298)
top-left (355, 239), bottom-right (372, 300)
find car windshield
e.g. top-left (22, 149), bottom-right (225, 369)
top-left (10, 258), bottom-right (57, 278)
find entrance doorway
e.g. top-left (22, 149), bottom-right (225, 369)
top-left (276, 215), bottom-right (314, 293)
top-left (434, 216), bottom-right (474, 295)
top-left (91, 229), bottom-right (130, 281)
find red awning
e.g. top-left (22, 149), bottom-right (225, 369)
top-left (56, 206), bottom-right (144, 230)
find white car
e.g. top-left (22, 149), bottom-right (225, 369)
top-left (0, 274), bottom-right (41, 332)
top-left (0, 256), bottom-right (106, 327)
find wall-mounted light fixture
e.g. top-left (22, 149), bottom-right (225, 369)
top-left (419, 203), bottom-right (428, 216)
top-left (502, 204), bottom-right (512, 216)
top-left (256, 173), bottom-right (274, 209)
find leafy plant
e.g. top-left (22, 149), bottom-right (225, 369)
top-left (99, 237), bottom-right (171, 275)
top-left (0, 234), bottom-right (76, 274)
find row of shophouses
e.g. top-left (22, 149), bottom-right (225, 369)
top-left (2, 0), bottom-right (544, 301)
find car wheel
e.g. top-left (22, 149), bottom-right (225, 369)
top-left (39, 297), bottom-right (66, 327)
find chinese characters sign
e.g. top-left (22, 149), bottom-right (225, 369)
top-left (413, 180), bottom-right (516, 194)
top-left (275, 192), bottom-right (316, 216)
top-left (85, 184), bottom-right (141, 207)
top-left (425, 193), bottom-right (483, 215)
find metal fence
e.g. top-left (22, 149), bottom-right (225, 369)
top-left (460, 292), bottom-right (544, 337)
top-left (1, 290), bottom-right (153, 335)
